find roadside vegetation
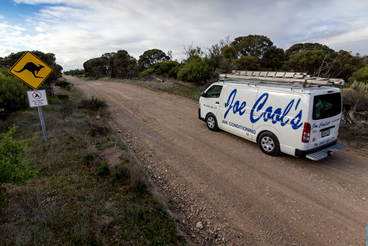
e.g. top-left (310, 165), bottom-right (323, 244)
top-left (0, 33), bottom-right (368, 245)
top-left (61, 34), bottom-right (368, 147)
top-left (0, 80), bottom-right (187, 245)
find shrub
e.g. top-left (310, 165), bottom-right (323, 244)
top-left (96, 163), bottom-right (109, 175)
top-left (54, 80), bottom-right (72, 89)
top-left (59, 101), bottom-right (75, 121)
top-left (65, 84), bottom-right (72, 91)
top-left (348, 65), bottom-right (368, 84)
top-left (133, 179), bottom-right (147, 194)
top-left (0, 71), bottom-right (28, 115)
top-left (177, 61), bottom-right (212, 84)
top-left (154, 61), bottom-right (179, 75)
top-left (111, 167), bottom-right (131, 185)
top-left (140, 68), bottom-right (155, 77)
top-left (79, 96), bottom-right (107, 111)
top-left (341, 81), bottom-right (368, 110)
top-left (0, 126), bottom-right (36, 201)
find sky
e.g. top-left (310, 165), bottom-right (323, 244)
top-left (1, 0), bottom-right (368, 71)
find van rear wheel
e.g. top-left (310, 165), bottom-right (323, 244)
top-left (258, 132), bottom-right (280, 156)
top-left (206, 114), bottom-right (219, 131)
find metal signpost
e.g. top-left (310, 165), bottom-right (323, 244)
top-left (27, 90), bottom-right (49, 141)
top-left (9, 51), bottom-right (53, 142)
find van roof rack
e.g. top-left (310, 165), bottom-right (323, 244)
top-left (219, 70), bottom-right (345, 87)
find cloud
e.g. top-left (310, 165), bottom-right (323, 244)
top-left (3, 0), bottom-right (368, 70)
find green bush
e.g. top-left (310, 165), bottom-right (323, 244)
top-left (96, 163), bottom-right (109, 175)
top-left (0, 126), bottom-right (36, 201)
top-left (341, 81), bottom-right (368, 110)
top-left (177, 61), bottom-right (212, 84)
top-left (0, 70), bottom-right (28, 114)
top-left (154, 61), bottom-right (179, 75)
top-left (348, 65), bottom-right (368, 84)
top-left (140, 61), bottom-right (180, 78)
top-left (140, 68), bottom-right (154, 77)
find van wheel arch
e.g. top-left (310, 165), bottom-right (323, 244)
top-left (257, 131), bottom-right (281, 156)
top-left (205, 113), bottom-right (219, 131)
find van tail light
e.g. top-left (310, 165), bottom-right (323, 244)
top-left (302, 122), bottom-right (311, 143)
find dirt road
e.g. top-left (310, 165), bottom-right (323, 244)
top-left (66, 75), bottom-right (368, 245)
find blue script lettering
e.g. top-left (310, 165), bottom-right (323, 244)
top-left (250, 93), bottom-right (303, 129)
top-left (319, 121), bottom-right (330, 128)
top-left (224, 89), bottom-right (246, 119)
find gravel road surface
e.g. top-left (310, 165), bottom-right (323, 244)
top-left (66, 75), bottom-right (368, 245)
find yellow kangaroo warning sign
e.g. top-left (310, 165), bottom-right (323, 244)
top-left (9, 51), bottom-right (53, 90)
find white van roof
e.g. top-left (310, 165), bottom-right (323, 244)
top-left (219, 70), bottom-right (345, 87)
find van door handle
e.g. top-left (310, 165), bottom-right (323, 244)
top-left (225, 103), bottom-right (228, 107)
top-left (215, 102), bottom-right (219, 104)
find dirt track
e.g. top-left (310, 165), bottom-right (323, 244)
top-left (66, 75), bottom-right (368, 245)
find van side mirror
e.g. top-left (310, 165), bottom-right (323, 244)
top-left (201, 92), bottom-right (207, 97)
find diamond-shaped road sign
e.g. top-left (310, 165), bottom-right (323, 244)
top-left (9, 51), bottom-right (53, 90)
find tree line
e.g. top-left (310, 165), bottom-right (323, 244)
top-left (1, 35), bottom-right (368, 116)
top-left (65, 35), bottom-right (368, 85)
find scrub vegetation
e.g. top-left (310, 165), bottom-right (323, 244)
top-left (0, 85), bottom-right (187, 245)
top-left (61, 34), bottom-right (368, 147)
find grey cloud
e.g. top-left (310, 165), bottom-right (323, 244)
top-left (4, 0), bottom-right (368, 70)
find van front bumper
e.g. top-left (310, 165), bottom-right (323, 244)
top-left (295, 141), bottom-right (347, 161)
top-left (198, 108), bottom-right (205, 121)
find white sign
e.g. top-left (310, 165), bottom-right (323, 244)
top-left (27, 90), bottom-right (48, 107)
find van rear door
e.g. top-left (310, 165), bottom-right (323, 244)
top-left (308, 90), bottom-right (342, 150)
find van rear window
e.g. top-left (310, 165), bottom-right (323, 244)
top-left (313, 93), bottom-right (341, 120)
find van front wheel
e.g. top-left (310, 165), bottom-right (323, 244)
top-left (206, 114), bottom-right (219, 131)
top-left (258, 132), bottom-right (280, 156)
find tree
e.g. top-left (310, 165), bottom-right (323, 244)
top-left (138, 49), bottom-right (170, 70)
top-left (102, 52), bottom-right (116, 77)
top-left (83, 57), bottom-right (108, 78)
top-left (206, 43), bottom-right (224, 71)
top-left (284, 43), bottom-right (334, 61)
top-left (231, 35), bottom-right (273, 58)
top-left (262, 46), bottom-right (284, 70)
top-left (182, 43), bottom-right (205, 62)
top-left (285, 48), bottom-right (365, 80)
top-left (0, 68), bottom-right (28, 114)
top-left (234, 56), bottom-right (262, 71)
top-left (0, 126), bottom-right (36, 201)
top-left (348, 65), bottom-right (368, 84)
top-left (222, 46), bottom-right (237, 61)
top-left (111, 50), bottom-right (138, 79)
top-left (286, 49), bottom-right (327, 75)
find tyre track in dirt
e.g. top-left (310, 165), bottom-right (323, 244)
top-left (67, 76), bottom-right (368, 245)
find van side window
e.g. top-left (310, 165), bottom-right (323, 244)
top-left (313, 93), bottom-right (341, 120)
top-left (206, 85), bottom-right (223, 98)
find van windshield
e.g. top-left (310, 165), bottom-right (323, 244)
top-left (313, 92), bottom-right (341, 120)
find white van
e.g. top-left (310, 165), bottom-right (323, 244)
top-left (199, 71), bottom-right (347, 161)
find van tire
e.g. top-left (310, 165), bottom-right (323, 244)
top-left (206, 114), bottom-right (219, 131)
top-left (258, 132), bottom-right (280, 156)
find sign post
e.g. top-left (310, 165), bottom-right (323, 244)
top-left (27, 90), bottom-right (49, 141)
top-left (9, 52), bottom-right (53, 142)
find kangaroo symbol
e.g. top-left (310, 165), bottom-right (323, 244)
top-left (15, 62), bottom-right (45, 79)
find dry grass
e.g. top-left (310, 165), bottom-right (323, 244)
top-left (0, 86), bottom-right (187, 245)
